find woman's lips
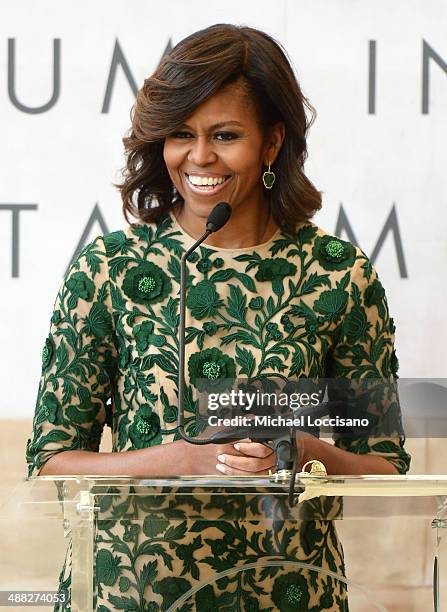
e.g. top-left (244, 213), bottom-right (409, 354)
top-left (183, 173), bottom-right (231, 197)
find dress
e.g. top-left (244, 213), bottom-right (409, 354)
top-left (26, 212), bottom-right (411, 611)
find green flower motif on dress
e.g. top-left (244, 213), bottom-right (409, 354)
top-left (41, 335), bottom-right (55, 371)
top-left (196, 259), bottom-right (213, 273)
top-left (118, 576), bottom-right (131, 593)
top-left (249, 296), bottom-right (264, 310)
top-left (266, 322), bottom-right (283, 341)
top-left (364, 278), bottom-right (386, 309)
top-left (134, 321), bottom-right (166, 354)
top-left (305, 317), bottom-right (319, 344)
top-left (41, 392), bottom-right (64, 425)
top-left (121, 520), bottom-right (141, 542)
top-left (122, 262), bottom-right (172, 306)
top-left (343, 306), bottom-right (372, 344)
top-left (186, 281), bottom-right (224, 320)
top-left (313, 288), bottom-right (349, 322)
top-left (152, 577), bottom-right (191, 610)
top-left (188, 348), bottom-right (236, 391)
top-left (280, 314), bottom-right (295, 334)
top-left (96, 549), bottom-right (121, 586)
top-left (271, 572), bottom-right (309, 611)
top-left (203, 321), bottom-right (218, 336)
top-left (255, 258), bottom-right (297, 295)
top-left (66, 271), bottom-right (95, 308)
top-left (129, 404), bottom-right (162, 449)
top-left (83, 302), bottom-right (113, 339)
top-left (210, 539), bottom-right (227, 556)
top-left (313, 235), bottom-right (356, 271)
top-left (213, 257), bottom-right (224, 268)
top-left (255, 258), bottom-right (297, 282)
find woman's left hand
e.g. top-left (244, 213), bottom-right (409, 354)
top-left (216, 440), bottom-right (275, 475)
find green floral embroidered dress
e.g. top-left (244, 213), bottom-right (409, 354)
top-left (26, 212), bottom-right (410, 611)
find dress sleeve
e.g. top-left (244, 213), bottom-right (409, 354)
top-left (326, 252), bottom-right (411, 474)
top-left (26, 236), bottom-right (117, 477)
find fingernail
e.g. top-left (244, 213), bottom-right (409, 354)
top-left (234, 444), bottom-right (240, 451)
top-left (216, 464), bottom-right (225, 473)
top-left (217, 454), bottom-right (225, 463)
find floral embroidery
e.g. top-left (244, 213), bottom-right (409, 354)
top-left (96, 549), bottom-right (121, 586)
top-left (134, 321), bottom-right (166, 354)
top-left (122, 262), bottom-right (171, 305)
top-left (196, 258), bottom-right (213, 273)
top-left (41, 392), bottom-right (63, 425)
top-left (271, 573), bottom-right (310, 611)
top-left (66, 271), bottom-right (95, 307)
top-left (203, 321), bottom-right (218, 336)
top-left (41, 335), bottom-right (55, 371)
top-left (343, 306), bottom-right (371, 344)
top-left (364, 278), bottom-right (386, 309)
top-left (313, 235), bottom-right (356, 271)
top-left (186, 280), bottom-right (224, 320)
top-left (129, 405), bottom-right (162, 449)
top-left (84, 302), bottom-right (113, 339)
top-left (314, 288), bottom-right (349, 322)
top-left (188, 347), bottom-right (236, 391)
top-left (255, 257), bottom-right (297, 281)
top-left (249, 296), bottom-right (264, 310)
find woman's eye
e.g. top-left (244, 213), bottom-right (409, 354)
top-left (171, 131), bottom-right (192, 138)
top-left (215, 132), bottom-right (238, 141)
top-left (169, 131), bottom-right (239, 141)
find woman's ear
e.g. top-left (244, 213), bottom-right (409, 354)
top-left (264, 122), bottom-right (285, 165)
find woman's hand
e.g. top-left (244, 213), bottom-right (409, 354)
top-left (178, 438), bottom-right (275, 476)
top-left (215, 439), bottom-right (275, 475)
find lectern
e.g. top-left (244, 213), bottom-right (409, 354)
top-left (1, 475), bottom-right (447, 611)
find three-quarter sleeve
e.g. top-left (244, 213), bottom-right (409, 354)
top-left (327, 251), bottom-right (411, 474)
top-left (26, 236), bottom-right (117, 477)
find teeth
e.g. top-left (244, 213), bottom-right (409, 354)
top-left (187, 175), bottom-right (227, 187)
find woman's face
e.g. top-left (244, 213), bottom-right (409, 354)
top-left (163, 82), bottom-right (283, 220)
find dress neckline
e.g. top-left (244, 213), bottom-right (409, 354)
top-left (168, 210), bottom-right (283, 253)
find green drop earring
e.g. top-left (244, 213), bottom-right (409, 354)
top-left (262, 162), bottom-right (276, 189)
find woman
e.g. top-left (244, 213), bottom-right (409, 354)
top-left (26, 24), bottom-right (410, 611)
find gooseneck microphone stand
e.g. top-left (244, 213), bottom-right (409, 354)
top-left (177, 202), bottom-right (233, 445)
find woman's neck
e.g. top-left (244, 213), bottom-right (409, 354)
top-left (172, 201), bottom-right (278, 249)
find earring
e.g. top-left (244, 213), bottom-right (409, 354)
top-left (262, 162), bottom-right (276, 189)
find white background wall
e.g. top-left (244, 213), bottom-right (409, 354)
top-left (1, 0), bottom-right (446, 418)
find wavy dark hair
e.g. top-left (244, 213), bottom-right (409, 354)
top-left (117, 24), bottom-right (321, 231)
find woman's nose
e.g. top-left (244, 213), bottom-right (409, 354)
top-left (187, 135), bottom-right (217, 166)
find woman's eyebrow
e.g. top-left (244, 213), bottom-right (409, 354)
top-left (180, 121), bottom-right (244, 130)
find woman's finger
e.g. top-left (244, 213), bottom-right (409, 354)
top-left (232, 442), bottom-right (274, 458)
top-left (216, 453), bottom-right (274, 473)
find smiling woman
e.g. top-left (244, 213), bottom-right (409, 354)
top-left (26, 22), bottom-right (410, 612)
top-left (118, 23), bottom-right (321, 235)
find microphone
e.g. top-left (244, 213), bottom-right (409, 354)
top-left (206, 202), bottom-right (232, 232)
top-left (177, 203), bottom-right (232, 444)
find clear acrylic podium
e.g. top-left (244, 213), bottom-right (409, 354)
top-left (2, 475), bottom-right (447, 611)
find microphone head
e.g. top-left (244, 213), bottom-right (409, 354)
top-left (205, 202), bottom-right (232, 233)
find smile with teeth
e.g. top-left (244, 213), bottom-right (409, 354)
top-left (185, 173), bottom-right (230, 188)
